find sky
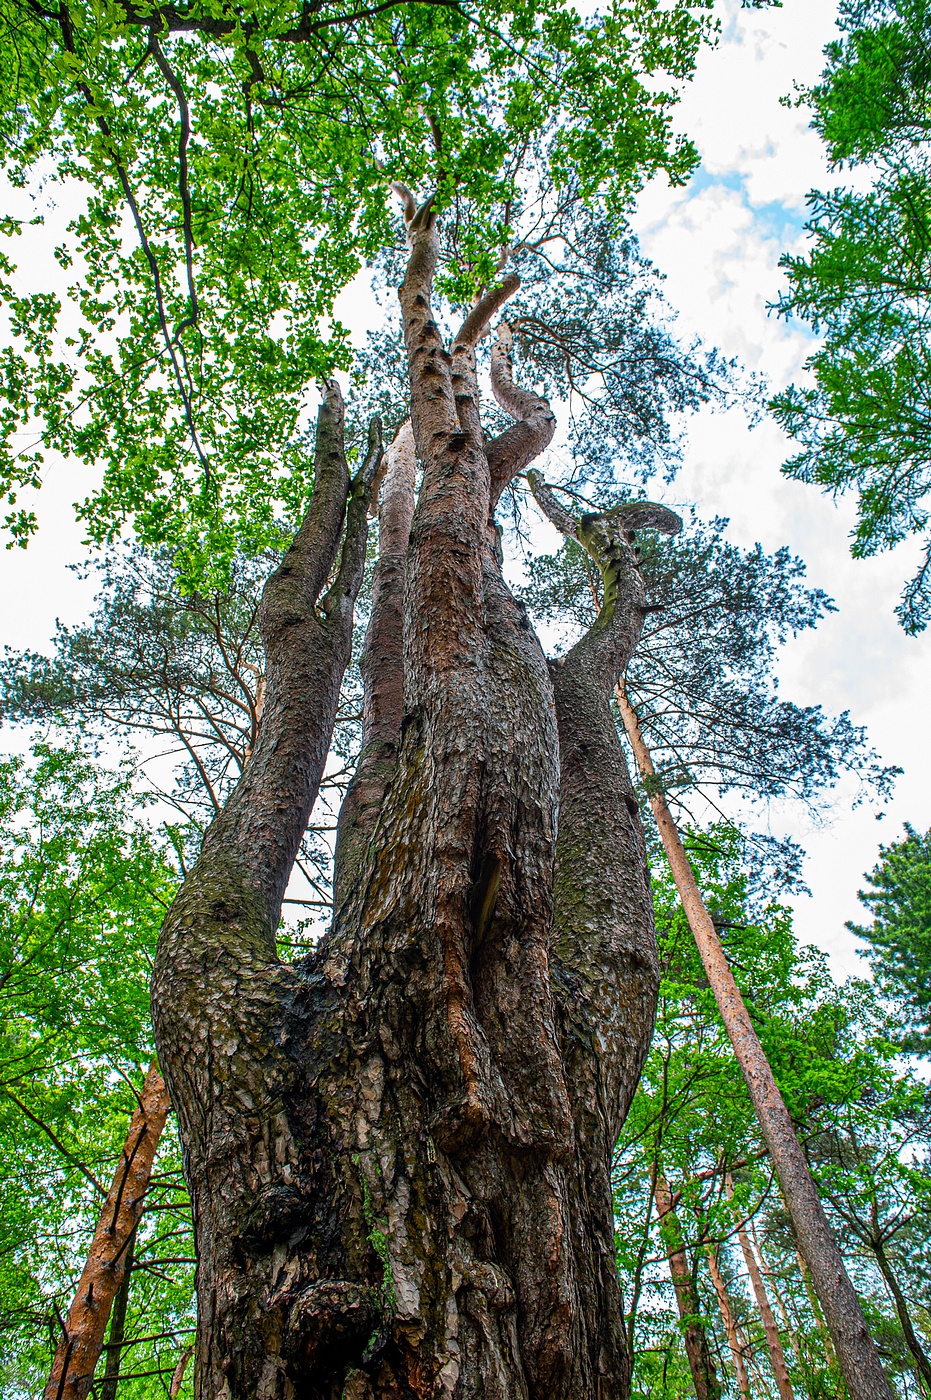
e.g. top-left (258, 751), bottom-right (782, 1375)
top-left (2, 0), bottom-right (929, 979)
top-left (627, 0), bottom-right (931, 976)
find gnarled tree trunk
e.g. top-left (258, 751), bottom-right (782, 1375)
top-left (152, 197), bottom-right (676, 1399)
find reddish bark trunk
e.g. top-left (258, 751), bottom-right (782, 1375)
top-left (731, 1205), bottom-right (795, 1400)
top-left (614, 691), bottom-right (895, 1400)
top-left (705, 1245), bottom-right (752, 1400)
top-left (653, 1174), bottom-right (721, 1400)
top-left (152, 197), bottom-right (676, 1398)
top-left (44, 1061), bottom-right (171, 1400)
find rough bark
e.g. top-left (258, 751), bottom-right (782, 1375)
top-left (44, 1061), bottom-right (171, 1400)
top-left (705, 1245), bottom-right (752, 1400)
top-left (795, 1247), bottom-right (841, 1381)
top-left (652, 1174), bottom-right (721, 1400)
top-left (152, 194), bottom-right (678, 1399)
top-left (615, 692), bottom-right (896, 1400)
top-left (333, 419), bottom-right (416, 915)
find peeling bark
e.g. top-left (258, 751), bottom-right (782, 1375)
top-left (44, 1061), bottom-right (171, 1400)
top-left (152, 199), bottom-right (675, 1399)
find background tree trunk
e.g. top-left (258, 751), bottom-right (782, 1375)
top-left (615, 691), bottom-right (896, 1400)
top-left (705, 1244), bottom-right (753, 1400)
top-left (44, 1061), bottom-right (171, 1400)
top-left (653, 1173), bottom-right (721, 1400)
top-left (152, 201), bottom-right (674, 1399)
top-left (730, 1199), bottom-right (794, 1400)
top-left (872, 1240), bottom-right (931, 1392)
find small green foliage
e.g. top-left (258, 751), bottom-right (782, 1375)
top-left (0, 742), bottom-right (195, 1396)
top-left (0, 0), bottom-right (729, 583)
top-left (772, 0), bottom-right (931, 631)
top-left (848, 823), bottom-right (931, 1053)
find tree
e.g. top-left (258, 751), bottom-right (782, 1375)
top-left (771, 0), bottom-right (931, 633)
top-left (0, 744), bottom-right (194, 1397)
top-left (613, 689), bottom-right (894, 1400)
top-left (613, 826), bottom-right (929, 1399)
top-left (0, 547), bottom-right (345, 907)
top-left (849, 824), bottom-right (931, 1053)
top-left (520, 510), bottom-right (897, 887)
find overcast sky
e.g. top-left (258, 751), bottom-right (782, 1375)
top-left (627, 0), bottom-right (931, 975)
top-left (2, 0), bottom-right (928, 978)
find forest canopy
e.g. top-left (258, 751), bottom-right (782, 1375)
top-left (0, 0), bottom-right (927, 1397)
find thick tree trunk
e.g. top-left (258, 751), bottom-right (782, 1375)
top-left (44, 1061), bottom-right (171, 1400)
top-left (152, 198), bottom-right (674, 1399)
top-left (614, 692), bottom-right (896, 1400)
top-left (705, 1245), bottom-right (752, 1400)
top-left (652, 1173), bottom-right (720, 1400)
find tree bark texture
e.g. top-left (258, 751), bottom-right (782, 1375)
top-left (98, 1227), bottom-right (135, 1400)
top-left (44, 1060), bottom-right (171, 1400)
top-left (152, 199), bottom-right (676, 1400)
top-left (705, 1245), bottom-right (752, 1400)
top-left (615, 692), bottom-right (897, 1400)
top-left (652, 1174), bottom-right (720, 1400)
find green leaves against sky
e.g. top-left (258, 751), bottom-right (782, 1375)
top-left (0, 0), bottom-right (726, 577)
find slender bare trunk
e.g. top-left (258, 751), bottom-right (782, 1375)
top-left (730, 1201), bottom-right (794, 1400)
top-left (613, 691), bottom-right (895, 1400)
top-left (705, 1245), bottom-right (753, 1400)
top-left (44, 1061), bottom-right (171, 1400)
top-left (749, 1220), bottom-right (800, 1366)
top-left (99, 1228), bottom-right (136, 1400)
top-left (170, 1347), bottom-right (193, 1397)
top-left (653, 1173), bottom-right (720, 1400)
top-left (873, 1240), bottom-right (931, 1393)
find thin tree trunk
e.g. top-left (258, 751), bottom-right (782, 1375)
top-left (152, 193), bottom-right (680, 1399)
top-left (613, 690), bottom-right (895, 1400)
top-left (653, 1173), bottom-right (720, 1400)
top-left (99, 1228), bottom-right (136, 1400)
top-left (873, 1240), bottom-right (931, 1393)
top-left (44, 1061), bottom-right (171, 1400)
top-left (750, 1220), bottom-right (800, 1366)
top-left (795, 1247), bottom-right (840, 1370)
top-left (170, 1347), bottom-right (193, 1397)
top-left (730, 1202), bottom-right (795, 1400)
top-left (705, 1244), bottom-right (752, 1400)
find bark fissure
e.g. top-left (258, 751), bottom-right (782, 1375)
top-left (152, 197), bottom-right (675, 1399)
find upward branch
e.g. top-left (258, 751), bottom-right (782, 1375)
top-left (486, 324), bottom-right (556, 507)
